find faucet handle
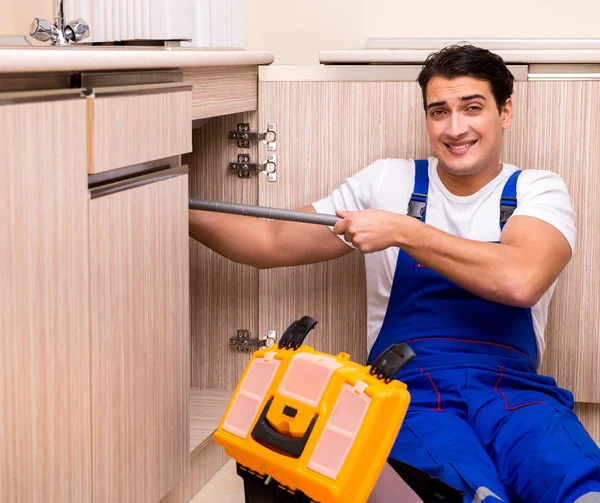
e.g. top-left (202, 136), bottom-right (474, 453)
top-left (65, 19), bottom-right (90, 42)
top-left (29, 18), bottom-right (58, 43)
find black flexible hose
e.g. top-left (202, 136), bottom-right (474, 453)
top-left (188, 198), bottom-right (341, 227)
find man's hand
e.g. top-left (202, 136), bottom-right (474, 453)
top-left (333, 209), bottom-right (413, 253)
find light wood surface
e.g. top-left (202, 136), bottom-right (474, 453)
top-left (529, 82), bottom-right (600, 403)
top-left (89, 173), bottom-right (190, 503)
top-left (190, 388), bottom-right (233, 455)
top-left (319, 49), bottom-right (600, 65)
top-left (256, 81), bottom-right (528, 364)
top-left (185, 112), bottom-right (259, 389)
top-left (501, 83), bottom-right (528, 168)
top-left (183, 66), bottom-right (258, 120)
top-left (89, 89), bottom-right (192, 174)
top-left (0, 99), bottom-right (91, 503)
top-left (0, 48), bottom-right (274, 74)
top-left (575, 403), bottom-right (600, 444)
top-left (259, 65), bottom-right (529, 82)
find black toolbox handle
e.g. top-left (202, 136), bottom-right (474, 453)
top-left (251, 397), bottom-right (318, 458)
top-left (278, 316), bottom-right (318, 350)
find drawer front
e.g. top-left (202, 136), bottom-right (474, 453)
top-left (183, 65), bottom-right (258, 120)
top-left (89, 84), bottom-right (192, 174)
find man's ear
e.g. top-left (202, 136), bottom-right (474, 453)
top-left (501, 98), bottom-right (513, 129)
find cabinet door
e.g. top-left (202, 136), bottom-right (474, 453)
top-left (0, 98), bottom-right (91, 503)
top-left (89, 170), bottom-right (190, 503)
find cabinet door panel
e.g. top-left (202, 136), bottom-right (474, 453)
top-left (527, 81), bottom-right (600, 402)
top-left (0, 99), bottom-right (91, 503)
top-left (89, 173), bottom-right (190, 503)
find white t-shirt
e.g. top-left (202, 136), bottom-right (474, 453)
top-left (312, 157), bottom-right (576, 365)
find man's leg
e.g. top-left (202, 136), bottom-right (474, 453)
top-left (471, 367), bottom-right (600, 503)
top-left (381, 409), bottom-right (509, 503)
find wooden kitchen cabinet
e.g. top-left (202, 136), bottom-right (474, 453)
top-left (0, 96), bottom-right (92, 503)
top-left (88, 168), bottom-right (190, 503)
top-left (0, 58), bottom-right (273, 503)
top-left (4, 57), bottom-right (600, 503)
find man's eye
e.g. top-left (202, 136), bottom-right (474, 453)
top-left (431, 110), bottom-right (445, 116)
top-left (467, 106), bottom-right (482, 112)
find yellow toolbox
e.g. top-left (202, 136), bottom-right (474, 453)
top-left (214, 316), bottom-right (415, 503)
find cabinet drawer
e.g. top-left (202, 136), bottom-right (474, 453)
top-left (88, 83), bottom-right (193, 174)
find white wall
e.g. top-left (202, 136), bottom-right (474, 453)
top-left (247, 0), bottom-right (600, 65)
top-left (0, 0), bottom-right (53, 36)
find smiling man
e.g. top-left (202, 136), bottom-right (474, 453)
top-left (189, 44), bottom-right (600, 502)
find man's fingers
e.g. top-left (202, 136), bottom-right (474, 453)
top-left (333, 219), bottom-right (347, 235)
top-left (336, 209), bottom-right (357, 218)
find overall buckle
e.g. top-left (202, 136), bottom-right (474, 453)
top-left (500, 197), bottom-right (517, 226)
top-left (407, 193), bottom-right (427, 220)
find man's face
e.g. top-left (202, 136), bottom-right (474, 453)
top-left (425, 76), bottom-right (513, 178)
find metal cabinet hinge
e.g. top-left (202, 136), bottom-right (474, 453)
top-left (229, 123), bottom-right (277, 151)
top-left (229, 153), bottom-right (277, 182)
top-left (230, 330), bottom-right (277, 353)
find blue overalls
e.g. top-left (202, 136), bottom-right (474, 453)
top-left (368, 160), bottom-right (600, 503)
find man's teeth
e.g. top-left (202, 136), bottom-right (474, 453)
top-left (448, 142), bottom-right (475, 150)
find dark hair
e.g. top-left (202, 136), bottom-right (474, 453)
top-left (417, 43), bottom-right (515, 114)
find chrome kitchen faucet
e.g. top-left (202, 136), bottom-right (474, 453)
top-left (29, 0), bottom-right (90, 45)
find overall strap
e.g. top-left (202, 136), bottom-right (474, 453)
top-left (407, 159), bottom-right (430, 222)
top-left (500, 170), bottom-right (522, 231)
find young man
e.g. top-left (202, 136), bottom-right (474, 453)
top-left (189, 45), bottom-right (600, 502)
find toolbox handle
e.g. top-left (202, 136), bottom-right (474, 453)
top-left (370, 343), bottom-right (416, 383)
top-left (278, 316), bottom-right (318, 350)
top-left (251, 397), bottom-right (318, 459)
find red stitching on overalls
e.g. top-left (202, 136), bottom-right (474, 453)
top-left (494, 366), bottom-right (544, 411)
top-left (426, 372), bottom-right (442, 412)
top-left (402, 337), bottom-right (536, 368)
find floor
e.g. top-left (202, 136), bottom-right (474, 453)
top-left (189, 388), bottom-right (232, 454)
top-left (190, 459), bottom-right (245, 503)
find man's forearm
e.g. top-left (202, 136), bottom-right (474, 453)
top-left (189, 210), bottom-right (270, 268)
top-left (336, 208), bottom-right (570, 307)
top-left (394, 217), bottom-right (545, 308)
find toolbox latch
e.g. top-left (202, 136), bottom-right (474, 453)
top-left (370, 343), bottom-right (416, 383)
top-left (278, 316), bottom-right (318, 350)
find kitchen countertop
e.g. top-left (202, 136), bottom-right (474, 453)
top-left (0, 46), bottom-right (274, 73)
top-left (321, 40), bottom-right (600, 65)
top-left (321, 49), bottom-right (600, 65)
